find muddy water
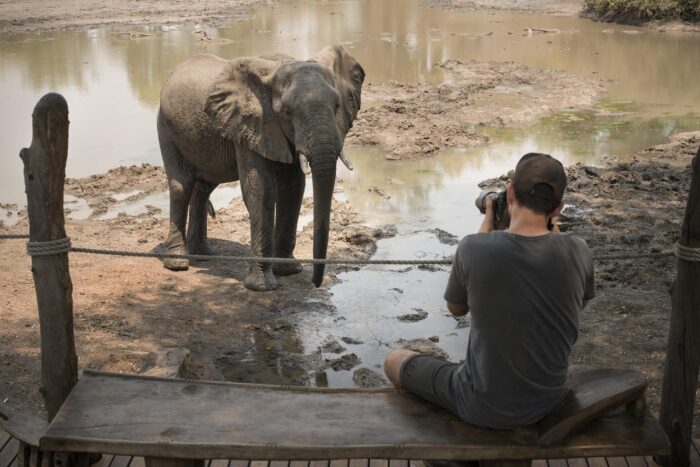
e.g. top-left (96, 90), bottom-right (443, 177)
top-left (1, 0), bottom-right (700, 385)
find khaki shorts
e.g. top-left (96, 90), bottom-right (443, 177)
top-left (399, 354), bottom-right (462, 418)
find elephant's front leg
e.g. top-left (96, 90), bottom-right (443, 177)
top-left (238, 151), bottom-right (279, 291)
top-left (273, 162), bottom-right (305, 276)
top-left (187, 179), bottom-right (217, 255)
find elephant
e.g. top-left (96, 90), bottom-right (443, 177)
top-left (157, 45), bottom-right (365, 291)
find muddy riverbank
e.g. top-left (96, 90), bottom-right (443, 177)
top-left (0, 0), bottom-right (274, 34)
top-left (349, 59), bottom-right (604, 159)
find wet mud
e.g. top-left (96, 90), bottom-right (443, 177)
top-left (348, 60), bottom-right (604, 159)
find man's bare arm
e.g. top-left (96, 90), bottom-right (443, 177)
top-left (447, 302), bottom-right (469, 317)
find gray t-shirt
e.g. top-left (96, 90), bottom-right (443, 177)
top-left (444, 231), bottom-right (595, 429)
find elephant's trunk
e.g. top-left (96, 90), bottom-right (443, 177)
top-left (310, 151), bottom-right (337, 288)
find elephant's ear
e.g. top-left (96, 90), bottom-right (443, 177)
top-left (312, 45), bottom-right (365, 139)
top-left (205, 57), bottom-right (293, 164)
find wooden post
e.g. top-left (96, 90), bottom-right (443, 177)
top-left (659, 146), bottom-right (700, 466)
top-left (20, 93), bottom-right (78, 421)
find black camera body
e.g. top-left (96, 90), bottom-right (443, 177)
top-left (475, 191), bottom-right (510, 230)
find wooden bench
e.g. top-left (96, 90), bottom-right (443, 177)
top-left (1, 367), bottom-right (665, 467)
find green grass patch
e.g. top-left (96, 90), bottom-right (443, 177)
top-left (583, 0), bottom-right (700, 23)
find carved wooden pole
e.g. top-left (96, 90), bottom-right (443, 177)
top-left (20, 93), bottom-right (78, 421)
top-left (659, 145), bottom-right (700, 467)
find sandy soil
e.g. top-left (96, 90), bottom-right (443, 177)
top-left (481, 130), bottom-right (700, 427)
top-left (0, 168), bottom-right (394, 418)
top-left (348, 59), bottom-right (604, 159)
top-left (0, 0), bottom-right (273, 34)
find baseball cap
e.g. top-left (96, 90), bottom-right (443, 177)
top-left (511, 153), bottom-right (567, 204)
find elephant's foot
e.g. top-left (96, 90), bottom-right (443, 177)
top-left (162, 242), bottom-right (189, 271)
top-left (188, 239), bottom-right (214, 256)
top-left (244, 265), bottom-right (279, 291)
top-left (273, 260), bottom-right (303, 276)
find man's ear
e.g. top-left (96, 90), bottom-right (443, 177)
top-left (506, 183), bottom-right (515, 206)
top-left (550, 202), bottom-right (564, 219)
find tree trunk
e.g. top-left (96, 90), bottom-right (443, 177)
top-left (658, 146), bottom-right (700, 466)
top-left (20, 93), bottom-right (78, 421)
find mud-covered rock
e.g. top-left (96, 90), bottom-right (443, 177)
top-left (353, 367), bottom-right (389, 388)
top-left (400, 338), bottom-right (450, 360)
top-left (397, 309), bottom-right (429, 322)
top-left (327, 353), bottom-right (361, 371)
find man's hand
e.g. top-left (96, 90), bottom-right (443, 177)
top-left (447, 302), bottom-right (469, 317)
top-left (478, 195), bottom-right (495, 233)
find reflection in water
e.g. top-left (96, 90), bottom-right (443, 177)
top-left (1, 0), bottom-right (700, 205)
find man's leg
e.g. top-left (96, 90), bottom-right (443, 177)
top-left (384, 349), bottom-right (419, 387)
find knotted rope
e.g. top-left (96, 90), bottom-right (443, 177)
top-left (26, 237), bottom-right (72, 256)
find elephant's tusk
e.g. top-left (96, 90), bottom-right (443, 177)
top-left (339, 150), bottom-right (354, 171)
top-left (299, 153), bottom-right (311, 175)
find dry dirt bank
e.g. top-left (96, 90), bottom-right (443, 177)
top-left (481, 130), bottom-right (700, 426)
top-left (420, 0), bottom-right (583, 16)
top-left (0, 0), bottom-right (272, 34)
top-left (348, 59), bottom-right (604, 159)
top-left (0, 166), bottom-right (394, 418)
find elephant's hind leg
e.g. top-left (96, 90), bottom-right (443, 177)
top-left (273, 162), bottom-right (305, 276)
top-left (187, 180), bottom-right (217, 255)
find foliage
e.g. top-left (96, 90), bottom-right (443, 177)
top-left (583, 0), bottom-right (700, 22)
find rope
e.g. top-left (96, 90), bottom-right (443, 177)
top-left (70, 246), bottom-right (452, 265)
top-left (675, 243), bottom-right (700, 262)
top-left (1, 232), bottom-right (697, 264)
top-left (26, 237), bottom-right (72, 256)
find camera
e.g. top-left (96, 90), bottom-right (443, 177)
top-left (475, 190), bottom-right (510, 230)
top-left (475, 190), bottom-right (555, 231)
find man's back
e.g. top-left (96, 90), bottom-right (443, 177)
top-left (445, 231), bottom-right (595, 429)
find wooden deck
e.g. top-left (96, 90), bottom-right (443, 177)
top-left (1, 429), bottom-right (698, 467)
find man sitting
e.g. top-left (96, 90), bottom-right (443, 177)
top-left (384, 153), bottom-right (595, 429)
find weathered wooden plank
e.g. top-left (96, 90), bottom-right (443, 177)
top-left (606, 457), bottom-right (627, 467)
top-left (369, 460), bottom-right (388, 467)
top-left (624, 456), bottom-right (646, 467)
top-left (20, 92), bottom-right (77, 421)
top-left (209, 460), bottom-right (230, 467)
top-left (531, 460), bottom-right (546, 467)
top-left (269, 461), bottom-right (288, 467)
top-left (348, 460), bottom-right (367, 467)
top-left (90, 453), bottom-right (114, 467)
top-left (546, 459), bottom-right (567, 467)
top-left (0, 433), bottom-right (10, 453)
top-left (690, 439), bottom-right (700, 467)
top-left (131, 457), bottom-right (146, 467)
top-left (109, 455), bottom-right (133, 467)
top-left (289, 461), bottom-right (309, 467)
top-left (0, 439), bottom-right (18, 467)
top-left (40, 370), bottom-right (668, 460)
top-left (585, 457), bottom-right (607, 467)
top-left (249, 461), bottom-right (269, 467)
top-left (387, 462), bottom-right (406, 467)
top-left (329, 461), bottom-right (348, 467)
top-left (538, 369), bottom-right (646, 445)
top-left (564, 458), bottom-right (586, 467)
top-left (659, 149), bottom-right (700, 467)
